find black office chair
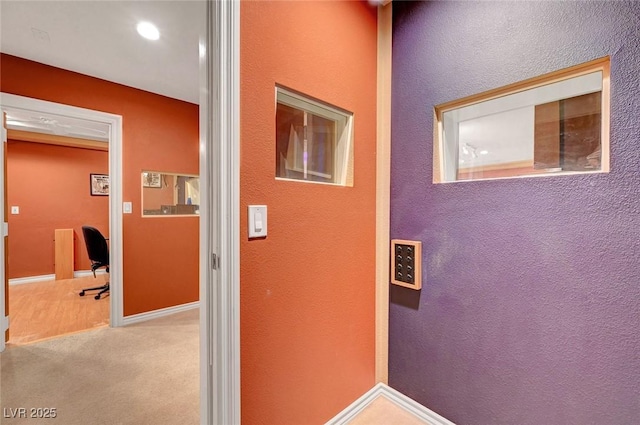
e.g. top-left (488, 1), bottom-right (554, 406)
top-left (79, 225), bottom-right (110, 300)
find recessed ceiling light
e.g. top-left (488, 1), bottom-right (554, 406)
top-left (480, 150), bottom-right (489, 155)
top-left (137, 21), bottom-right (160, 41)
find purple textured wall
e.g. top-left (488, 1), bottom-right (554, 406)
top-left (389, 2), bottom-right (640, 424)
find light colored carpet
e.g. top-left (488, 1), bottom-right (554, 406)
top-left (0, 309), bottom-right (199, 425)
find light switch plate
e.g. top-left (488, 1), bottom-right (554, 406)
top-left (123, 202), bottom-right (132, 214)
top-left (248, 205), bottom-right (267, 238)
top-left (10, 206), bottom-right (19, 215)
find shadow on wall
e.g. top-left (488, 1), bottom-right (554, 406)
top-left (394, 1), bottom-right (430, 27)
top-left (390, 285), bottom-right (421, 310)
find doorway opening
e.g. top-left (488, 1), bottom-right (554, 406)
top-left (4, 107), bottom-right (111, 345)
top-left (0, 93), bottom-right (124, 352)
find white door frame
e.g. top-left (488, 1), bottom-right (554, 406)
top-left (0, 1), bottom-right (241, 420)
top-left (0, 93), bottom-right (124, 352)
top-left (1, 110), bottom-right (6, 352)
top-left (200, 0), bottom-right (241, 423)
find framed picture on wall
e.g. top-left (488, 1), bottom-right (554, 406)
top-left (142, 171), bottom-right (162, 188)
top-left (90, 173), bottom-right (110, 196)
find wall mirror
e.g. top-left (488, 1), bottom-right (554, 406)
top-left (434, 57), bottom-right (610, 182)
top-left (141, 171), bottom-right (200, 216)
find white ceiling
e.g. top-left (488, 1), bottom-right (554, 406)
top-left (0, 0), bottom-right (205, 105)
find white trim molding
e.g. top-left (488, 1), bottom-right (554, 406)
top-left (326, 383), bottom-right (457, 425)
top-left (74, 269), bottom-right (108, 278)
top-left (199, 0), bottom-right (241, 424)
top-left (9, 274), bottom-right (55, 286)
top-left (8, 270), bottom-right (108, 286)
top-left (1, 104), bottom-right (6, 353)
top-left (122, 301), bottom-right (199, 326)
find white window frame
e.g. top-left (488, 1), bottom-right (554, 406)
top-left (276, 87), bottom-right (354, 186)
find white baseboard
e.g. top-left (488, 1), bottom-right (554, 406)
top-left (74, 270), bottom-right (107, 278)
top-left (9, 270), bottom-right (107, 286)
top-left (325, 382), bottom-right (456, 425)
top-left (122, 301), bottom-right (200, 326)
top-left (9, 274), bottom-right (55, 285)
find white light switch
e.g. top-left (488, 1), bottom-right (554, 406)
top-left (248, 205), bottom-right (267, 238)
top-left (123, 202), bottom-right (132, 214)
top-left (255, 212), bottom-right (263, 231)
top-left (10, 206), bottom-right (19, 215)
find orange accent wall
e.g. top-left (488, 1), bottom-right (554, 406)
top-left (241, 2), bottom-right (377, 423)
top-left (1, 54), bottom-right (199, 315)
top-left (6, 141), bottom-right (108, 278)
